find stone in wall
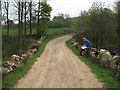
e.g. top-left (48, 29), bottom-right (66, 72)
top-left (21, 54), bottom-right (28, 63)
top-left (2, 60), bottom-right (22, 75)
top-left (1, 66), bottom-right (8, 75)
top-left (31, 43), bottom-right (40, 50)
top-left (91, 48), bottom-right (97, 52)
top-left (71, 40), bottom-right (76, 44)
top-left (32, 49), bottom-right (37, 54)
top-left (99, 49), bottom-right (112, 68)
top-left (37, 40), bottom-right (42, 45)
top-left (110, 56), bottom-right (120, 72)
top-left (11, 55), bottom-right (22, 62)
top-left (89, 51), bottom-right (100, 64)
top-left (2, 38), bottom-right (42, 76)
top-left (72, 42), bottom-right (79, 48)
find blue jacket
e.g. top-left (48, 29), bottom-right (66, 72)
top-left (85, 40), bottom-right (92, 47)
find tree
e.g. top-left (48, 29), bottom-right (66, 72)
top-left (117, 1), bottom-right (120, 51)
top-left (37, 0), bottom-right (40, 36)
top-left (18, 1), bottom-right (21, 37)
top-left (9, 19), bottom-right (14, 28)
top-left (35, 1), bottom-right (52, 37)
top-left (4, 0), bottom-right (9, 36)
top-left (0, 3), bottom-right (2, 86)
top-left (12, 0), bottom-right (37, 37)
top-left (64, 14), bottom-right (71, 19)
top-left (73, 2), bottom-right (116, 49)
top-left (21, 2), bottom-right (24, 37)
top-left (52, 15), bottom-right (64, 21)
top-left (0, 2), bottom-right (1, 16)
top-left (86, 2), bottom-right (113, 48)
top-left (29, 1), bottom-right (32, 36)
top-left (24, 1), bottom-right (27, 36)
top-left (50, 15), bottom-right (65, 28)
top-left (64, 14), bottom-right (71, 27)
top-left (0, 1), bottom-right (1, 26)
top-left (49, 13), bottom-right (71, 28)
top-left (16, 1), bottom-right (24, 55)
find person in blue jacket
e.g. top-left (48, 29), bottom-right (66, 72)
top-left (82, 37), bottom-right (92, 56)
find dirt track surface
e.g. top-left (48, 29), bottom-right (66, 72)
top-left (14, 35), bottom-right (103, 88)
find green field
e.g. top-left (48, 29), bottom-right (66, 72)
top-left (2, 28), bottom-right (72, 36)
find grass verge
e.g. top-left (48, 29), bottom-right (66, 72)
top-left (66, 39), bottom-right (119, 88)
top-left (2, 36), bottom-right (37, 60)
top-left (2, 34), bottom-right (69, 89)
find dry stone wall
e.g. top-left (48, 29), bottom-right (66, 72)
top-left (1, 36), bottom-right (44, 76)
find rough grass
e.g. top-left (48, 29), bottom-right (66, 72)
top-left (66, 39), bottom-right (119, 88)
top-left (2, 36), bottom-right (37, 61)
top-left (2, 34), bottom-right (68, 89)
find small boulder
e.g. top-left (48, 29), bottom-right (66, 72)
top-left (71, 40), bottom-right (76, 44)
top-left (1, 66), bottom-right (8, 75)
top-left (91, 48), bottom-right (97, 52)
top-left (110, 56), bottom-right (120, 72)
top-left (31, 49), bottom-right (37, 54)
top-left (11, 55), bottom-right (21, 62)
top-left (89, 51), bottom-right (100, 64)
top-left (21, 54), bottom-right (28, 61)
top-left (99, 49), bottom-right (112, 68)
top-left (72, 42), bottom-right (79, 48)
top-left (27, 53), bottom-right (33, 58)
top-left (37, 40), bottom-right (42, 45)
top-left (40, 36), bottom-right (46, 41)
top-left (31, 43), bottom-right (40, 50)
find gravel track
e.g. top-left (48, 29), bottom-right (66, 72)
top-left (14, 35), bottom-right (103, 88)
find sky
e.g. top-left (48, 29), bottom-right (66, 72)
top-left (3, 0), bottom-right (116, 22)
top-left (47, 0), bottom-right (116, 19)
